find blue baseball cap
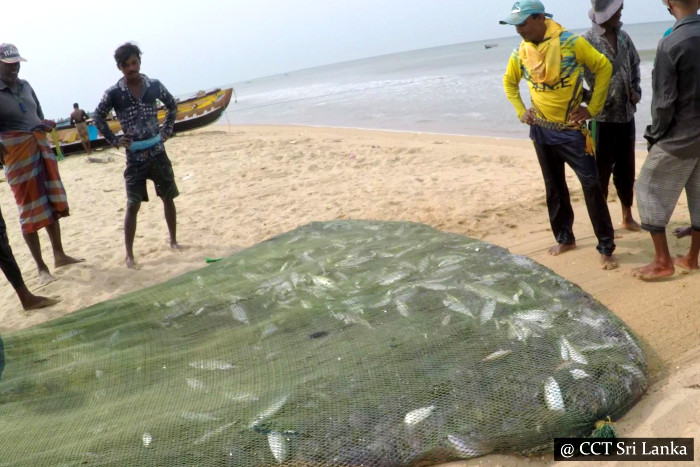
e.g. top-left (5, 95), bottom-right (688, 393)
top-left (499, 0), bottom-right (553, 25)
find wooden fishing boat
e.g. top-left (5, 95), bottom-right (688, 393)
top-left (51, 88), bottom-right (234, 156)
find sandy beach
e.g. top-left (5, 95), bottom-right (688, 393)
top-left (0, 125), bottom-right (697, 465)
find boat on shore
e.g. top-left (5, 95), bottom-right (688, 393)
top-left (51, 88), bottom-right (235, 156)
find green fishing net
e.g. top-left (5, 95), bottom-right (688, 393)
top-left (0, 220), bottom-right (647, 466)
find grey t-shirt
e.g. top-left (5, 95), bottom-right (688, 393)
top-left (645, 15), bottom-right (700, 159)
top-left (0, 79), bottom-right (43, 132)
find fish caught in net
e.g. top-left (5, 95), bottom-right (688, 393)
top-left (0, 220), bottom-right (647, 466)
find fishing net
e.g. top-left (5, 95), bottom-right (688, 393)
top-left (0, 220), bottom-right (647, 466)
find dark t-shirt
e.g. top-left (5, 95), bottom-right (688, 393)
top-left (0, 79), bottom-right (43, 132)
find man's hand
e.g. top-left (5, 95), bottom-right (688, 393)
top-left (569, 106), bottom-right (592, 127)
top-left (118, 134), bottom-right (133, 149)
top-left (520, 108), bottom-right (536, 125)
top-left (160, 130), bottom-right (169, 144)
top-left (630, 90), bottom-right (641, 105)
top-left (31, 120), bottom-right (57, 133)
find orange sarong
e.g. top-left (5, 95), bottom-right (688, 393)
top-left (0, 131), bottom-right (69, 234)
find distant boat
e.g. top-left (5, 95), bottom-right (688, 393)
top-left (484, 44), bottom-right (499, 49)
top-left (51, 88), bottom-right (235, 156)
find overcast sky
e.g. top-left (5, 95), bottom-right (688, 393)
top-left (3, 0), bottom-right (669, 119)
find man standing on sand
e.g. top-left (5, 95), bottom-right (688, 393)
top-left (93, 42), bottom-right (180, 269)
top-left (582, 0), bottom-right (642, 232)
top-left (70, 103), bottom-right (92, 155)
top-left (633, 0), bottom-right (700, 280)
top-left (501, 1), bottom-right (618, 269)
top-left (0, 43), bottom-right (83, 285)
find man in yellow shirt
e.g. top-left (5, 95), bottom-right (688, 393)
top-left (501, 0), bottom-right (618, 269)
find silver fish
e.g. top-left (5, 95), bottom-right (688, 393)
top-left (447, 434), bottom-right (483, 458)
top-left (404, 405), bottom-right (436, 425)
top-left (463, 283), bottom-right (518, 305)
top-left (544, 377), bottom-right (565, 412)
top-left (189, 360), bottom-right (235, 371)
top-left (560, 337), bottom-right (588, 365)
top-left (231, 303), bottom-right (250, 325)
top-left (52, 329), bottom-right (82, 343)
top-left (442, 295), bottom-right (473, 317)
top-left (570, 369), bottom-right (590, 380)
top-left (268, 431), bottom-right (288, 463)
top-left (250, 395), bottom-right (288, 428)
top-left (482, 349), bottom-right (512, 362)
top-left (518, 281), bottom-right (536, 299)
top-left (378, 270), bottom-right (411, 286)
top-left (186, 378), bottom-right (206, 391)
top-left (480, 300), bottom-right (496, 324)
top-left (395, 300), bottom-right (410, 318)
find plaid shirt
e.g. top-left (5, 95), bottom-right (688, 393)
top-left (93, 74), bottom-right (177, 161)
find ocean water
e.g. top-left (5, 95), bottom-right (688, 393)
top-left (223, 21), bottom-right (673, 141)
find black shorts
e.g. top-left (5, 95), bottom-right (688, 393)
top-left (124, 150), bottom-right (179, 204)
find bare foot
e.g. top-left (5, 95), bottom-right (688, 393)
top-left (55, 254), bottom-right (85, 268)
top-left (20, 296), bottom-right (60, 314)
top-left (171, 242), bottom-right (183, 251)
top-left (17, 285), bottom-right (60, 313)
top-left (621, 219), bottom-right (641, 232)
top-left (125, 256), bottom-right (138, 269)
top-left (673, 227), bottom-right (692, 239)
top-left (632, 262), bottom-right (675, 281)
top-left (674, 254), bottom-right (699, 272)
top-left (600, 254), bottom-right (618, 270)
top-left (548, 243), bottom-right (576, 256)
top-left (38, 269), bottom-right (55, 285)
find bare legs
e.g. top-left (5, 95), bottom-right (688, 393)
top-left (674, 229), bottom-right (700, 272)
top-left (620, 204), bottom-right (641, 232)
top-left (124, 202), bottom-right (140, 269)
top-left (163, 198), bottom-right (180, 250)
top-left (125, 198), bottom-right (179, 269)
top-left (81, 139), bottom-right (92, 155)
top-left (22, 220), bottom-right (84, 284)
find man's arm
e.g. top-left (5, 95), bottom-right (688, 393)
top-left (503, 52), bottom-right (528, 121)
top-left (575, 37), bottom-right (612, 117)
top-left (645, 47), bottom-right (676, 144)
top-left (628, 34), bottom-right (642, 102)
top-left (93, 91), bottom-right (120, 147)
top-left (158, 82), bottom-right (178, 139)
top-left (29, 87), bottom-right (45, 120)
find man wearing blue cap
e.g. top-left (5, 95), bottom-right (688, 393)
top-left (501, 1), bottom-right (618, 270)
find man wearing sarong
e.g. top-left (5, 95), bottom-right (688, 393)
top-left (93, 42), bottom-right (180, 269)
top-left (582, 0), bottom-right (642, 232)
top-left (501, 0), bottom-right (618, 270)
top-left (633, 0), bottom-right (700, 280)
top-left (0, 43), bottom-right (83, 285)
top-left (70, 103), bottom-right (92, 155)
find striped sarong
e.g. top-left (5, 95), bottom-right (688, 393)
top-left (0, 130), bottom-right (69, 234)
